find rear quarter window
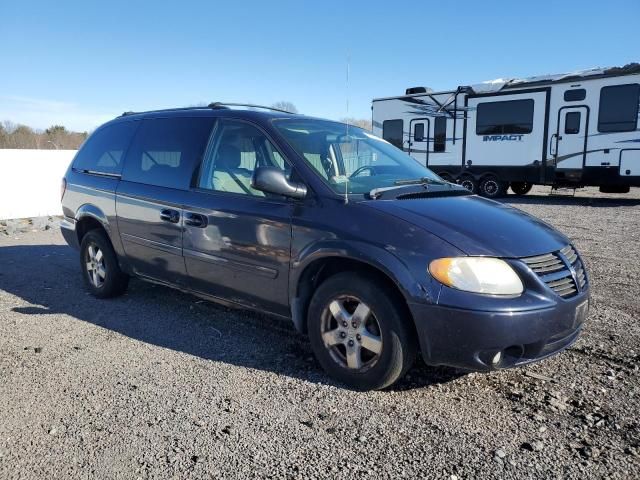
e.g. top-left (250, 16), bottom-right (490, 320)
top-left (121, 117), bottom-right (215, 190)
top-left (73, 121), bottom-right (139, 175)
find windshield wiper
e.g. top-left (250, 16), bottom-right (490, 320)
top-left (369, 178), bottom-right (467, 200)
top-left (393, 177), bottom-right (445, 186)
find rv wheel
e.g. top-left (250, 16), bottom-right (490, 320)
top-left (459, 175), bottom-right (478, 194)
top-left (439, 172), bottom-right (454, 183)
top-left (479, 175), bottom-right (507, 198)
top-left (510, 182), bottom-right (532, 195)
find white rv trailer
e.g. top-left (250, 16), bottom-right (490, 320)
top-left (371, 64), bottom-right (640, 197)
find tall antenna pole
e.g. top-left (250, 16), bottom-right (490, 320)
top-left (345, 51), bottom-right (350, 205)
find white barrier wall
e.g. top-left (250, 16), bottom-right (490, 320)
top-left (0, 149), bottom-right (77, 220)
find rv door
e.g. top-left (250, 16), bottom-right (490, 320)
top-left (553, 106), bottom-right (589, 173)
top-left (465, 90), bottom-right (548, 182)
top-left (409, 118), bottom-right (430, 166)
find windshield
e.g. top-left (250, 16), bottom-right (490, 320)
top-left (273, 119), bottom-right (442, 195)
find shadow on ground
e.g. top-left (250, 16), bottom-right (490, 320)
top-left (0, 242), bottom-right (463, 391)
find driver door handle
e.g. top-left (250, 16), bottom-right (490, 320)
top-left (160, 208), bottom-right (180, 223)
top-left (184, 212), bottom-right (208, 228)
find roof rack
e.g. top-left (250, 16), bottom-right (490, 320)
top-left (207, 102), bottom-right (297, 114)
top-left (120, 102), bottom-right (297, 117)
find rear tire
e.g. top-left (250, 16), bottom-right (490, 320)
top-left (510, 181), bottom-right (533, 195)
top-left (307, 272), bottom-right (416, 391)
top-left (479, 175), bottom-right (507, 198)
top-left (80, 229), bottom-right (129, 299)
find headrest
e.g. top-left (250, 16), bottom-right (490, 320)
top-left (216, 144), bottom-right (241, 169)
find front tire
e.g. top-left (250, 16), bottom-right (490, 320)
top-left (307, 272), bottom-right (416, 390)
top-left (80, 229), bottom-right (129, 299)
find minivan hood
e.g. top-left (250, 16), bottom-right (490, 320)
top-left (364, 195), bottom-right (568, 257)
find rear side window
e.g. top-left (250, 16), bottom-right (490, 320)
top-left (73, 121), bottom-right (138, 175)
top-left (476, 99), bottom-right (534, 135)
top-left (122, 117), bottom-right (215, 189)
top-left (382, 119), bottom-right (404, 149)
top-left (433, 117), bottom-right (446, 152)
top-left (564, 89), bottom-right (586, 102)
top-left (598, 84), bottom-right (640, 133)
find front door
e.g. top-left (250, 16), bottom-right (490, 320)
top-left (553, 106), bottom-right (589, 173)
top-left (409, 118), bottom-right (430, 166)
top-left (182, 119), bottom-right (293, 316)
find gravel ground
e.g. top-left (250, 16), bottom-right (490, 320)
top-left (1, 186), bottom-right (639, 479)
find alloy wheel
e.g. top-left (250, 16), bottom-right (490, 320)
top-left (85, 243), bottom-right (106, 288)
top-left (320, 295), bottom-right (383, 371)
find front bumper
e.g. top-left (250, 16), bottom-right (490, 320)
top-left (60, 216), bottom-right (79, 249)
top-left (408, 289), bottom-right (589, 371)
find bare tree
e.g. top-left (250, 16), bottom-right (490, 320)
top-left (271, 101), bottom-right (298, 114)
top-left (0, 121), bottom-right (87, 149)
top-left (339, 117), bottom-right (372, 131)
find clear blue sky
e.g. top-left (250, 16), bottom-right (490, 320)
top-left (1, 0), bottom-right (638, 131)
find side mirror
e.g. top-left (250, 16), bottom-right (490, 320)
top-left (251, 166), bottom-right (307, 199)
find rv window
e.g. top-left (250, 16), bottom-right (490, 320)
top-left (434, 117), bottom-right (446, 152)
top-left (598, 84), bottom-right (640, 133)
top-left (475, 99), bottom-right (534, 135)
top-left (413, 123), bottom-right (425, 142)
top-left (564, 89), bottom-right (586, 102)
top-left (382, 119), bottom-right (404, 149)
top-left (564, 112), bottom-right (581, 135)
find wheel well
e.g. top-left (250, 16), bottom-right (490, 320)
top-left (76, 216), bottom-right (105, 244)
top-left (294, 257), bottom-right (417, 338)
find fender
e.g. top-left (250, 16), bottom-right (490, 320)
top-left (288, 239), bottom-right (435, 333)
top-left (76, 203), bottom-right (110, 231)
top-left (75, 203), bottom-right (128, 263)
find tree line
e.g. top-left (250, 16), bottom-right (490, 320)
top-left (0, 103), bottom-right (372, 151)
top-left (0, 121), bottom-right (88, 150)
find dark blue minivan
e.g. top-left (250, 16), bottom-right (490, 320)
top-left (60, 104), bottom-right (589, 390)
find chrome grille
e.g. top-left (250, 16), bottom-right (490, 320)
top-left (521, 245), bottom-right (587, 298)
top-left (521, 252), bottom-right (565, 274)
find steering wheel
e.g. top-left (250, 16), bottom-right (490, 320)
top-left (350, 165), bottom-right (375, 178)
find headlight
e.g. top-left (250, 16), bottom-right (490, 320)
top-left (429, 257), bottom-right (523, 296)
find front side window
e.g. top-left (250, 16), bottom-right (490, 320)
top-left (73, 121), bottom-right (139, 175)
top-left (476, 99), bottom-right (534, 135)
top-left (274, 119), bottom-right (441, 195)
top-left (564, 112), bottom-right (581, 135)
top-left (433, 117), bottom-right (447, 152)
top-left (598, 84), bottom-right (640, 133)
top-left (382, 119), bottom-right (404, 149)
top-left (122, 117), bottom-right (214, 190)
top-left (198, 120), bottom-right (289, 197)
